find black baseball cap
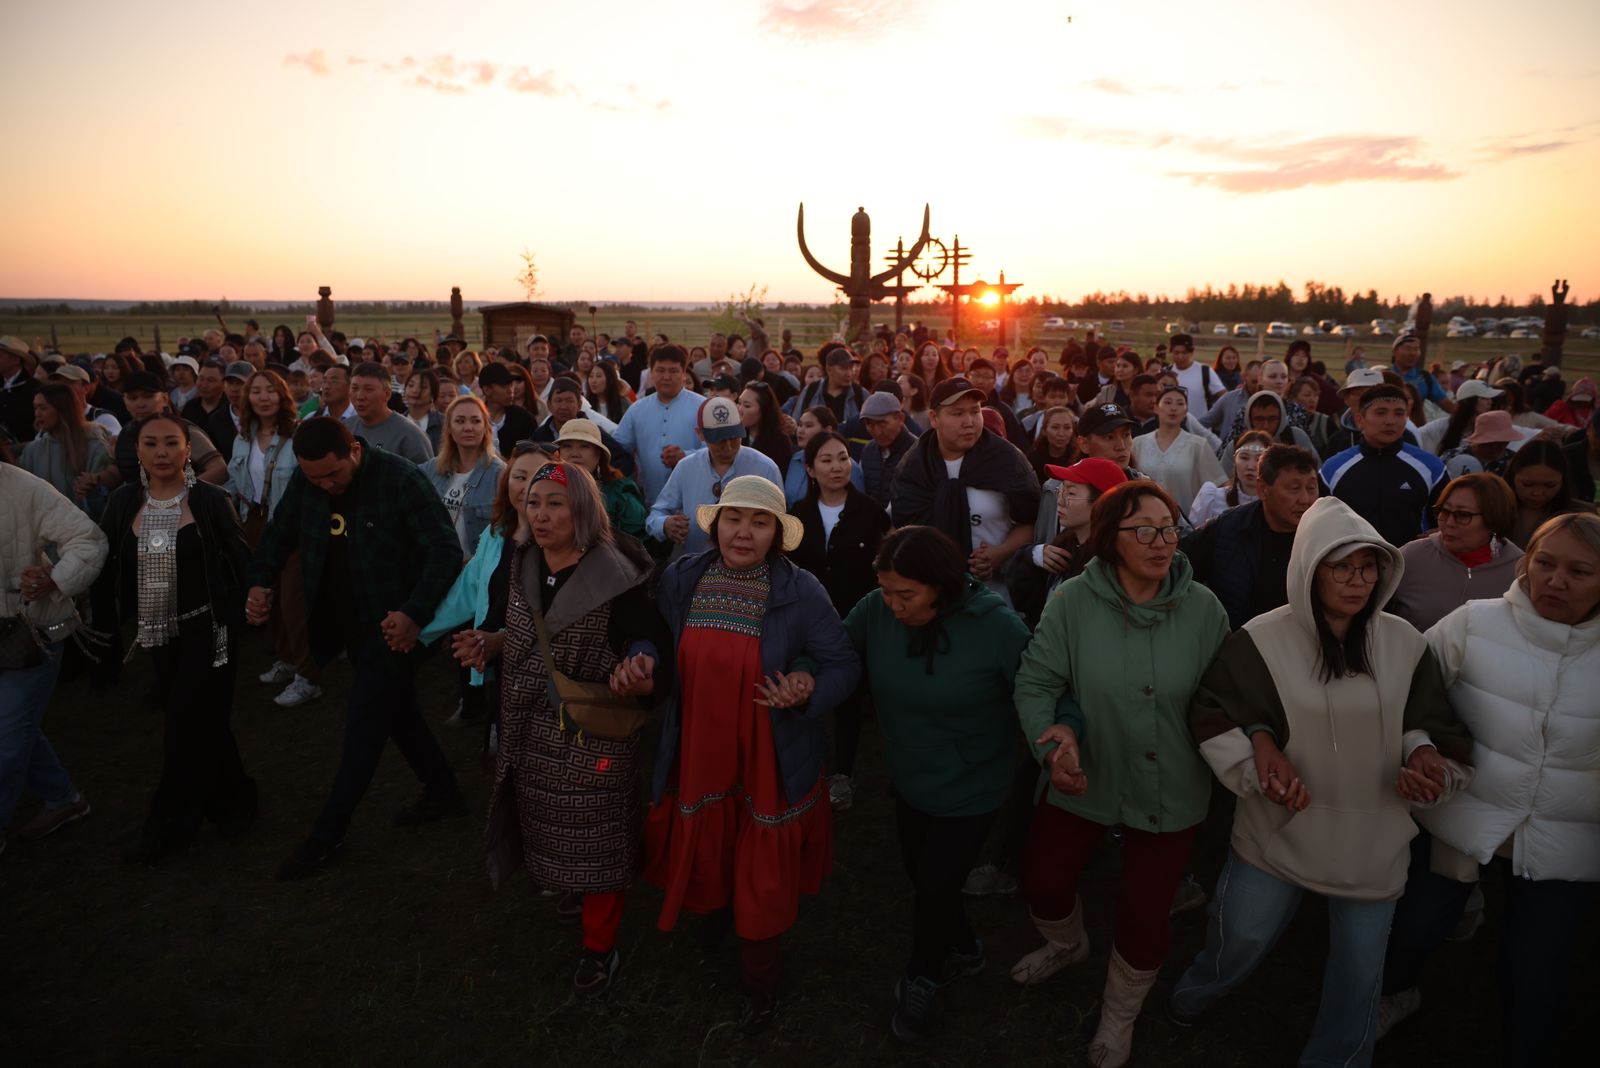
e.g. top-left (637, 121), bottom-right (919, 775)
top-left (929, 376), bottom-right (986, 409)
top-left (478, 363), bottom-right (513, 388)
top-left (1079, 403), bottom-right (1138, 437)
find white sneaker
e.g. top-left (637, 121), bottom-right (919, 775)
top-left (827, 774), bottom-right (854, 811)
top-left (1376, 988), bottom-right (1421, 1041)
top-left (962, 863), bottom-right (1018, 896)
top-left (275, 676), bottom-right (323, 707)
top-left (258, 660), bottom-right (295, 685)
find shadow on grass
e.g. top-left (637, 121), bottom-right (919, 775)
top-left (2, 632), bottom-right (1592, 1066)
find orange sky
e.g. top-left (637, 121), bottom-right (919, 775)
top-left (3, 0), bottom-right (1598, 304)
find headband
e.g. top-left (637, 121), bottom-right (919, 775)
top-left (531, 463), bottom-right (568, 487)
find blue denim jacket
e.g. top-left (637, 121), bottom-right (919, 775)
top-left (420, 454), bottom-right (504, 556)
top-left (651, 549), bottom-right (861, 805)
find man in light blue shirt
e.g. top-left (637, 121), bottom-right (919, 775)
top-left (647, 396), bottom-right (783, 555)
top-left (610, 345), bottom-right (704, 503)
top-left (1391, 331), bottom-right (1455, 415)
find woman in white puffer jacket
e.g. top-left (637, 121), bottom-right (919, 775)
top-left (1379, 512), bottom-right (1600, 1065)
top-left (1, 460), bottom-right (109, 848)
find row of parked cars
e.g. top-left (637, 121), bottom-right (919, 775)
top-left (1033, 315), bottom-right (1596, 342)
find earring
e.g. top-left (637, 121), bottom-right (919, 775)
top-left (139, 465), bottom-right (149, 489)
top-left (183, 461), bottom-right (196, 489)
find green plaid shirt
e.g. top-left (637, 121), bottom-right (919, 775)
top-left (246, 445), bottom-right (460, 656)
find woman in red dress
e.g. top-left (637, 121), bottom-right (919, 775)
top-left (643, 475), bottom-right (861, 1032)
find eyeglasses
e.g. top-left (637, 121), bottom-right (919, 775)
top-left (1322, 560), bottom-right (1379, 584)
top-left (1117, 524), bottom-right (1180, 545)
top-left (511, 440), bottom-right (557, 458)
top-left (1435, 506), bottom-right (1482, 525)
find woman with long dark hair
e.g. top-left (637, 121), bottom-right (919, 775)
top-left (789, 430), bottom-right (891, 813)
top-left (1000, 356), bottom-right (1037, 417)
top-left (1505, 438), bottom-right (1592, 546)
top-left (21, 384), bottom-right (112, 515)
top-left (1026, 407), bottom-right (1079, 485)
top-left (738, 382), bottom-right (794, 470)
top-left (1212, 345), bottom-right (1242, 391)
top-left (1172, 497), bottom-right (1469, 1065)
top-left (898, 372), bottom-right (931, 433)
top-left (586, 360), bottom-right (630, 424)
top-left (784, 404), bottom-right (840, 506)
top-left (402, 369), bottom-right (444, 452)
top-left (914, 343), bottom-right (949, 391)
top-left (92, 412), bottom-right (257, 863)
top-left (269, 325), bottom-right (296, 365)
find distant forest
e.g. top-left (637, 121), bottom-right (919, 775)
top-left (3, 283), bottom-right (1595, 323)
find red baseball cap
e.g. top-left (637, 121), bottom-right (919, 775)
top-left (1044, 456), bottom-right (1129, 495)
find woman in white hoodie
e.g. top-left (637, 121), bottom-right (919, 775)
top-left (1172, 497), bottom-right (1472, 1067)
top-left (1379, 512), bottom-right (1600, 1064)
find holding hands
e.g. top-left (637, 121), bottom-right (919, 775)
top-left (1035, 724), bottom-right (1088, 795)
top-left (450, 629), bottom-right (503, 671)
top-left (755, 670), bottom-right (814, 709)
top-left (609, 653), bottom-right (657, 697)
top-left (245, 586), bottom-right (274, 626)
top-left (1252, 732), bottom-right (1310, 811)
top-left (1396, 745), bottom-right (1449, 804)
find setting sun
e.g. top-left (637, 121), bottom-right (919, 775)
top-left (979, 291), bottom-right (1001, 306)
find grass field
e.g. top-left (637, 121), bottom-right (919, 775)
top-left (4, 628), bottom-right (1594, 1066)
top-left (2, 310), bottom-right (1596, 384)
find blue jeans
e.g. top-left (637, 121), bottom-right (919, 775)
top-left (0, 642), bottom-right (77, 827)
top-left (1172, 852), bottom-right (1395, 1068)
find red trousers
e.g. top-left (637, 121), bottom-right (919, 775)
top-left (1018, 799), bottom-right (1197, 971)
top-left (582, 892), bottom-right (625, 952)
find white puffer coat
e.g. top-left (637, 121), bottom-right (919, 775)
top-left (1, 464), bottom-right (109, 641)
top-left (1420, 584), bottom-right (1600, 881)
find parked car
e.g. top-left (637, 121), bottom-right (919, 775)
top-left (1108, 320), bottom-right (1126, 330)
top-left (1042, 316), bottom-right (1067, 329)
top-left (1446, 325), bottom-right (1478, 338)
top-left (978, 319), bottom-right (1000, 334)
top-left (1266, 322), bottom-right (1296, 339)
top-left (1370, 324), bottom-right (1397, 339)
top-left (1232, 323), bottom-right (1258, 338)
top-left (1213, 323), bottom-right (1231, 335)
top-left (1509, 328), bottom-right (1539, 340)
top-left (1581, 326), bottom-right (1600, 340)
top-left (1301, 324), bottom-right (1329, 336)
top-left (1330, 324), bottom-right (1359, 338)
top-left (1165, 322), bottom-right (1187, 334)
top-left (1480, 328), bottom-right (1509, 340)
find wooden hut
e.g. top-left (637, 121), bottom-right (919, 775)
top-left (477, 302), bottom-right (576, 353)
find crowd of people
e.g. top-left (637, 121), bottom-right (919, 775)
top-left (2, 319), bottom-right (1597, 1065)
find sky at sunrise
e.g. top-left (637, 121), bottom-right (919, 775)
top-left (3, 0), bottom-right (1598, 304)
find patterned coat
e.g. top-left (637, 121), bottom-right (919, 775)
top-left (486, 535), bottom-right (667, 892)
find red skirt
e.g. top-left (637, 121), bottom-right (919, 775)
top-left (644, 625), bottom-right (831, 941)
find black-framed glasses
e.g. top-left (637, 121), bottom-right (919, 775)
top-left (1322, 560), bottom-right (1379, 584)
top-left (1117, 524), bottom-right (1180, 545)
top-left (1435, 506), bottom-right (1482, 525)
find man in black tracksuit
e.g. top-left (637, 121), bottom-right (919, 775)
top-left (1319, 385), bottom-right (1444, 548)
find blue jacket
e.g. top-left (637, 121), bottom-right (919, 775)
top-left (419, 454), bottom-right (504, 556)
top-left (227, 431), bottom-right (300, 522)
top-left (652, 549), bottom-right (861, 805)
top-left (418, 525), bottom-right (506, 685)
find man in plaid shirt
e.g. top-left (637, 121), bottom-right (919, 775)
top-left (245, 418), bottom-right (466, 880)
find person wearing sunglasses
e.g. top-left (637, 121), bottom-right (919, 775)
top-left (1173, 496), bottom-right (1470, 1066)
top-left (1011, 479), bottom-right (1229, 1067)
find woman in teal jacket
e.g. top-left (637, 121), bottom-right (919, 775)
top-left (1011, 479), bottom-right (1228, 1068)
top-left (842, 525), bottom-right (1031, 1045)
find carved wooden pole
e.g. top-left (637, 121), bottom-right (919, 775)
top-left (1541, 278), bottom-right (1570, 368)
top-left (450, 287), bottom-right (465, 341)
top-left (316, 286), bottom-right (335, 330)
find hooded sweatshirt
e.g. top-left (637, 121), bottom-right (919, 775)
top-left (1015, 552), bottom-right (1229, 832)
top-left (1187, 497), bottom-right (1472, 901)
top-left (1218, 390), bottom-right (1317, 476)
top-left (843, 576), bottom-right (1032, 817)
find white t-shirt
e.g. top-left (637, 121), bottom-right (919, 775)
top-left (945, 456), bottom-right (1014, 606)
top-left (442, 470), bottom-right (471, 554)
top-left (1171, 361), bottom-right (1219, 420)
top-left (818, 500), bottom-right (845, 544)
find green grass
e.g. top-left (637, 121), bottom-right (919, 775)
top-left (5, 630), bottom-right (1593, 1065)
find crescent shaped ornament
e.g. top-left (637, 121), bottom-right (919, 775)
top-left (329, 512), bottom-right (347, 536)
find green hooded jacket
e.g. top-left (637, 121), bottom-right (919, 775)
top-left (844, 576), bottom-right (1032, 817)
top-left (1014, 553), bottom-right (1228, 832)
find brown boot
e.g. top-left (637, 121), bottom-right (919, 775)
top-left (1009, 899), bottom-right (1090, 984)
top-left (1088, 948), bottom-right (1160, 1067)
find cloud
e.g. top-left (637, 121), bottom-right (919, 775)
top-left (1016, 118), bottom-right (1457, 193)
top-left (1085, 77), bottom-right (1134, 96)
top-left (282, 50), bottom-right (332, 76)
top-left (409, 74), bottom-right (467, 96)
top-left (1171, 136), bottom-right (1457, 193)
top-left (1480, 139), bottom-right (1575, 161)
top-left (759, 0), bottom-right (898, 41)
top-left (346, 55), bottom-right (368, 66)
top-left (507, 66), bottom-right (567, 97)
top-left (471, 61), bottom-right (498, 86)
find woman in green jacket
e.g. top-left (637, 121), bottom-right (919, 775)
top-left (843, 525), bottom-right (1032, 1045)
top-left (555, 418), bottom-right (646, 540)
top-left (1011, 479), bottom-right (1229, 1068)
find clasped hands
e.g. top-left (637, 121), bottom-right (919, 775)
top-left (1251, 732), bottom-right (1449, 811)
